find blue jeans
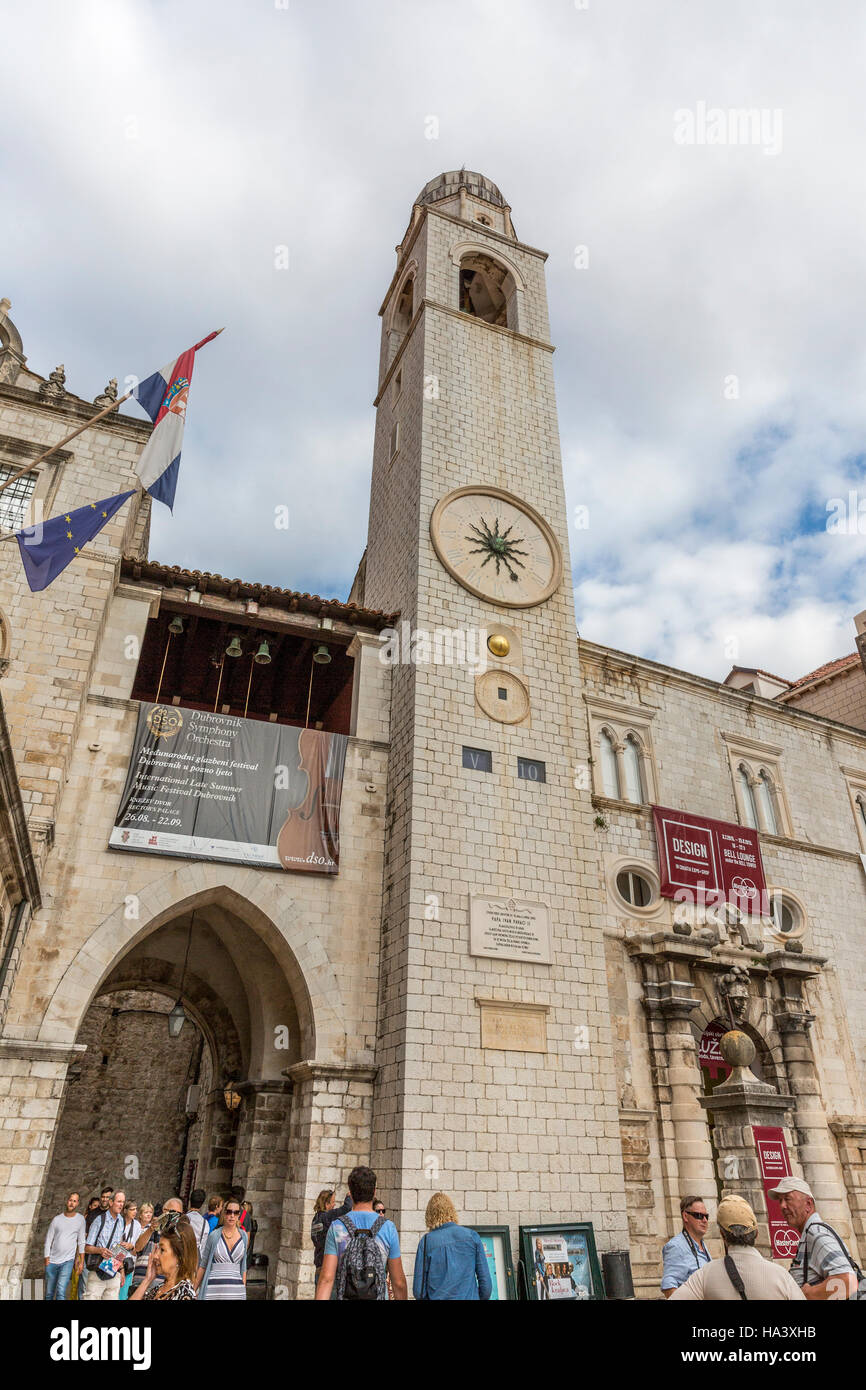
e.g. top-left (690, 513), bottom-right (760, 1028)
top-left (45, 1260), bottom-right (74, 1301)
top-left (77, 1265), bottom-right (89, 1299)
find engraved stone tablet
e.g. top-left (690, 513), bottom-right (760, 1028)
top-left (469, 895), bottom-right (552, 964)
top-left (477, 1000), bottom-right (548, 1053)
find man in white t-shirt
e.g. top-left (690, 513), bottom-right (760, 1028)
top-left (44, 1191), bottom-right (86, 1301)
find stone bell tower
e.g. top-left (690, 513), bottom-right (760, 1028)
top-left (363, 171), bottom-right (629, 1271)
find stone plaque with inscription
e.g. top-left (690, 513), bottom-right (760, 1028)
top-left (477, 999), bottom-right (548, 1053)
top-left (469, 895), bottom-right (552, 964)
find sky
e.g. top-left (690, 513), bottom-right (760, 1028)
top-left (3, 0), bottom-right (866, 682)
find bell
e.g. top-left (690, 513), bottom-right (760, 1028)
top-left (313, 644), bottom-right (332, 665)
top-left (225, 635), bottom-right (243, 659)
top-left (253, 640), bottom-right (271, 665)
top-left (168, 615), bottom-right (184, 635)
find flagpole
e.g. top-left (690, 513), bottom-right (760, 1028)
top-left (0, 393), bottom-right (133, 500)
top-left (0, 327), bottom-right (224, 502)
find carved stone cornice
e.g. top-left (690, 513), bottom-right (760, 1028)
top-left (763, 948), bottom-right (826, 981)
top-left (282, 1060), bottom-right (378, 1086)
top-left (642, 979), bottom-right (704, 1020)
top-left (699, 1086), bottom-right (793, 1116)
top-left (624, 931), bottom-right (715, 967)
top-left (773, 1007), bottom-right (817, 1035)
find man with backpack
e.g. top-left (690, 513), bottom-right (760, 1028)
top-left (315, 1166), bottom-right (407, 1300)
top-left (769, 1177), bottom-right (864, 1300)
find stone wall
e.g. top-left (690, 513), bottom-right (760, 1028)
top-left (783, 663), bottom-right (866, 729)
top-left (25, 988), bottom-right (203, 1276)
top-left (582, 641), bottom-right (866, 1284)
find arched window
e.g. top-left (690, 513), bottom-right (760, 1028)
top-left (756, 770), bottom-right (779, 835)
top-left (458, 252), bottom-right (517, 328)
top-left (392, 275), bottom-right (414, 334)
top-left (738, 764), bottom-right (758, 829)
top-left (623, 735), bottom-right (644, 804)
top-left (387, 274), bottom-right (415, 364)
top-left (599, 730), bottom-right (620, 799)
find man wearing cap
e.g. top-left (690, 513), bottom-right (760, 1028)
top-left (669, 1196), bottom-right (805, 1300)
top-left (769, 1177), bottom-right (862, 1301)
top-left (661, 1195), bottom-right (713, 1297)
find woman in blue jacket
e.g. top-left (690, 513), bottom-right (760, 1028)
top-left (413, 1193), bottom-right (492, 1301)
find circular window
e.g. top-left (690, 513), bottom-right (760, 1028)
top-left (769, 891), bottom-right (805, 941)
top-left (615, 869), bottom-right (654, 908)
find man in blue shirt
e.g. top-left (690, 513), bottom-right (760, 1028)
top-left (315, 1166), bottom-right (407, 1300)
top-left (661, 1194), bottom-right (712, 1296)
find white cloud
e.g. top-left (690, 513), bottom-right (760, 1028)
top-left (2, 0), bottom-right (865, 679)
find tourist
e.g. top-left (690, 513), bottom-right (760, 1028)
top-left (661, 1195), bottom-right (712, 1296)
top-left (769, 1177), bottom-right (863, 1300)
top-left (205, 1195), bottom-right (223, 1232)
top-left (196, 1197), bottom-right (248, 1300)
top-left (315, 1165), bottom-right (407, 1301)
top-left (242, 1200), bottom-right (257, 1259)
top-left (82, 1188), bottom-right (127, 1300)
top-left (669, 1196), bottom-right (805, 1300)
top-left (130, 1202), bottom-right (157, 1296)
top-left (185, 1188), bottom-right (210, 1264)
top-left (311, 1186), bottom-right (353, 1288)
top-left (43, 1191), bottom-right (86, 1302)
top-left (413, 1192), bottom-right (491, 1301)
top-left (117, 1200), bottom-right (141, 1300)
top-left (76, 1196), bottom-right (105, 1300)
top-left (129, 1212), bottom-right (197, 1301)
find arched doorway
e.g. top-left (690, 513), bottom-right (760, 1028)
top-left (27, 895), bottom-right (306, 1286)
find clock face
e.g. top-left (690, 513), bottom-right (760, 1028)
top-left (430, 486), bottom-right (562, 608)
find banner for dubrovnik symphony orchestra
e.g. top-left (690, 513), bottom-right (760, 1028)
top-left (109, 703), bottom-right (347, 873)
top-left (651, 804), bottom-right (767, 912)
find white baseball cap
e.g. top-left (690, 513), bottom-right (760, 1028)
top-left (768, 1176), bottom-right (813, 1200)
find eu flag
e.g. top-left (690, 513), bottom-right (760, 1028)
top-left (15, 490), bottom-right (135, 592)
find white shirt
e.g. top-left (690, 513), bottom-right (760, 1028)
top-left (186, 1209), bottom-right (210, 1262)
top-left (122, 1219), bottom-right (142, 1248)
top-left (44, 1212), bottom-right (86, 1264)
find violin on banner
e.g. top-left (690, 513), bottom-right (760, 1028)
top-left (276, 729), bottom-right (347, 874)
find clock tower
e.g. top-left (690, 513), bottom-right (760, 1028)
top-left (363, 171), bottom-right (629, 1271)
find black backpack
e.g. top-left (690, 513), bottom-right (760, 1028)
top-left (335, 1213), bottom-right (388, 1301)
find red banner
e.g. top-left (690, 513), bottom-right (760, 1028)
top-left (753, 1126), bottom-right (800, 1259)
top-left (651, 805), bottom-right (767, 912)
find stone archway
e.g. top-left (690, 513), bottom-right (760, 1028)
top-left (36, 864), bottom-right (351, 1059)
top-left (25, 874), bottom-right (345, 1294)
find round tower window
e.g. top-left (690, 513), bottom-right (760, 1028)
top-left (615, 869), bottom-right (653, 908)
